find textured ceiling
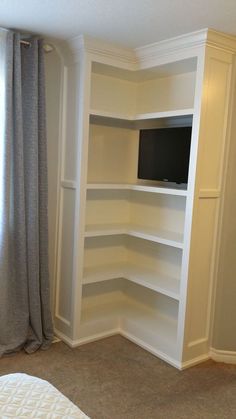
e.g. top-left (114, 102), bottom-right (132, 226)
top-left (0, 0), bottom-right (236, 48)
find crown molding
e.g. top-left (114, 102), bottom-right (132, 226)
top-left (135, 29), bottom-right (209, 64)
top-left (68, 34), bottom-right (136, 67)
top-left (67, 29), bottom-right (236, 66)
top-left (206, 29), bottom-right (236, 53)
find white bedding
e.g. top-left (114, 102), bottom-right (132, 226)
top-left (0, 373), bottom-right (89, 418)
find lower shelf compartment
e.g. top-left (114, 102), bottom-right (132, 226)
top-left (79, 284), bottom-right (178, 360)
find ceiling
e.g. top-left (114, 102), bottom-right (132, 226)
top-left (0, 0), bottom-right (236, 48)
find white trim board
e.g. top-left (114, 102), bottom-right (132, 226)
top-left (54, 328), bottom-right (119, 348)
top-left (181, 354), bottom-right (210, 370)
top-left (210, 348), bottom-right (236, 364)
top-left (53, 329), bottom-right (236, 368)
top-left (68, 29), bottom-right (236, 66)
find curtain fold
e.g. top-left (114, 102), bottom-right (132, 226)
top-left (0, 30), bottom-right (53, 356)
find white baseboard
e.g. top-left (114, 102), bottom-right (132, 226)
top-left (210, 347), bottom-right (236, 364)
top-left (54, 328), bottom-right (236, 368)
top-left (180, 353), bottom-right (210, 370)
top-left (54, 328), bottom-right (119, 348)
top-left (52, 335), bottom-right (61, 343)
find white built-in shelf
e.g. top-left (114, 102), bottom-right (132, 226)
top-left (79, 298), bottom-right (177, 357)
top-left (90, 108), bottom-right (194, 121)
top-left (134, 109), bottom-right (194, 120)
top-left (86, 183), bottom-right (188, 196)
top-left (90, 109), bottom-right (133, 121)
top-left (89, 108), bottom-right (194, 129)
top-left (84, 223), bottom-right (184, 249)
top-left (83, 263), bottom-right (180, 300)
top-left (121, 300), bottom-right (178, 358)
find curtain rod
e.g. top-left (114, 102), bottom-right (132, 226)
top-left (20, 40), bottom-right (30, 46)
top-left (20, 39), bottom-right (53, 53)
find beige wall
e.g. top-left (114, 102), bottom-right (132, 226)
top-left (212, 75), bottom-right (236, 351)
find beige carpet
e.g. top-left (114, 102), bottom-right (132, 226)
top-left (0, 335), bottom-right (236, 419)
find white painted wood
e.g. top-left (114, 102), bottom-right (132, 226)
top-left (55, 188), bottom-right (75, 324)
top-left (180, 353), bottom-right (210, 370)
top-left (70, 55), bottom-right (92, 340)
top-left (120, 330), bottom-right (181, 369)
top-left (134, 109), bottom-right (194, 120)
top-left (120, 301), bottom-right (178, 359)
top-left (86, 183), bottom-right (188, 196)
top-left (53, 29), bottom-right (236, 369)
top-left (54, 327), bottom-right (120, 348)
top-left (90, 111), bottom-right (193, 130)
top-left (83, 262), bottom-right (180, 300)
top-left (61, 180), bottom-right (77, 189)
top-left (210, 348), bottom-right (236, 364)
top-left (89, 107), bottom-right (194, 123)
top-left (84, 223), bottom-right (184, 248)
top-left (180, 46), bottom-right (234, 364)
top-left (79, 284), bottom-right (178, 359)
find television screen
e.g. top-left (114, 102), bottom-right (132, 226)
top-left (138, 127), bottom-right (192, 184)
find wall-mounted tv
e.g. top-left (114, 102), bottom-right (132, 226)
top-left (138, 127), bottom-right (192, 184)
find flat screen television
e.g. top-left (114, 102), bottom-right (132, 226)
top-left (138, 127), bottom-right (192, 184)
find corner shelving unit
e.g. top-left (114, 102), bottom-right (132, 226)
top-left (54, 30), bottom-right (236, 369)
top-left (79, 57), bottom-right (192, 366)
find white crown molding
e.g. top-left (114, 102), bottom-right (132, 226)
top-left (210, 347), bottom-right (236, 364)
top-left (135, 29), bottom-right (209, 64)
top-left (207, 29), bottom-right (236, 53)
top-left (68, 34), bottom-right (136, 66)
top-left (66, 28), bottom-right (236, 67)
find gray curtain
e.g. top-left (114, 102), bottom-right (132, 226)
top-left (0, 31), bottom-right (53, 356)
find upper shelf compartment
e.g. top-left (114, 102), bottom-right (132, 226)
top-left (90, 58), bottom-right (197, 124)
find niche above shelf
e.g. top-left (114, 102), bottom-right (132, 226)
top-left (79, 280), bottom-right (179, 360)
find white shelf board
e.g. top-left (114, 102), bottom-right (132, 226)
top-left (134, 109), bottom-right (194, 120)
top-left (90, 108), bottom-right (194, 121)
top-left (86, 183), bottom-right (188, 196)
top-left (83, 262), bottom-right (180, 300)
top-left (90, 109), bottom-right (133, 121)
top-left (84, 223), bottom-right (184, 249)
